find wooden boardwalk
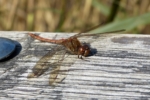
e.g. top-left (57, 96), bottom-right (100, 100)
top-left (0, 31), bottom-right (150, 100)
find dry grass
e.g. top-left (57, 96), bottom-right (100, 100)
top-left (0, 0), bottom-right (150, 33)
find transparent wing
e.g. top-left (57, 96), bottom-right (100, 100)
top-left (72, 21), bottom-right (125, 37)
top-left (74, 29), bottom-right (125, 38)
top-left (49, 49), bottom-right (67, 86)
top-left (27, 46), bottom-right (69, 86)
top-left (49, 51), bottom-right (77, 86)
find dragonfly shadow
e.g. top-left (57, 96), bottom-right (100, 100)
top-left (89, 47), bottom-right (97, 56)
top-left (0, 41), bottom-right (22, 62)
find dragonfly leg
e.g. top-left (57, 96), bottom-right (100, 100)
top-left (78, 54), bottom-right (83, 59)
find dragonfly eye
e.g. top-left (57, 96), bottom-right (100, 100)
top-left (78, 45), bottom-right (90, 57)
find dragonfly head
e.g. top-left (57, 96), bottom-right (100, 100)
top-left (78, 45), bottom-right (90, 57)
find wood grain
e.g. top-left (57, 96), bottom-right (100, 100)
top-left (0, 31), bottom-right (150, 99)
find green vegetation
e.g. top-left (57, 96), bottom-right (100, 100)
top-left (0, 0), bottom-right (150, 34)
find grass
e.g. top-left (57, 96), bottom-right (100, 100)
top-left (0, 0), bottom-right (150, 34)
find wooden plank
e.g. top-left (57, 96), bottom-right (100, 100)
top-left (0, 31), bottom-right (150, 99)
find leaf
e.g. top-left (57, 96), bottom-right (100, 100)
top-left (89, 12), bottom-right (150, 33)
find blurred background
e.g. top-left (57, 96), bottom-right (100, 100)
top-left (0, 0), bottom-right (150, 34)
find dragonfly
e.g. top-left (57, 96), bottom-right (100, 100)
top-left (27, 24), bottom-right (125, 86)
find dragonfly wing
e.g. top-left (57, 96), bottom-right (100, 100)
top-left (28, 45), bottom-right (71, 86)
top-left (27, 46), bottom-right (64, 78)
top-left (50, 66), bottom-right (68, 86)
top-left (74, 29), bottom-right (125, 38)
top-left (49, 50), bottom-right (77, 86)
top-left (27, 52), bottom-right (52, 78)
top-left (49, 66), bottom-right (61, 86)
top-left (48, 49), bottom-right (67, 86)
top-left (49, 49), bottom-right (75, 86)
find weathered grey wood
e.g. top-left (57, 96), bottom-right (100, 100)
top-left (0, 31), bottom-right (150, 100)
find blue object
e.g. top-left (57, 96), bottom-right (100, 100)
top-left (0, 37), bottom-right (16, 60)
